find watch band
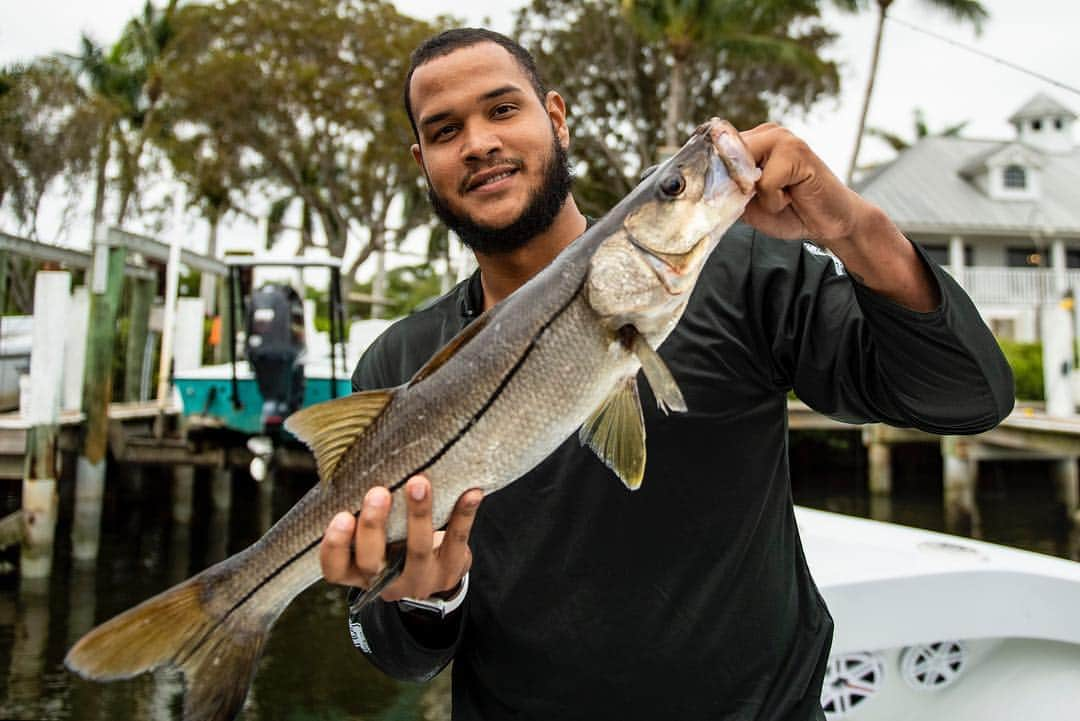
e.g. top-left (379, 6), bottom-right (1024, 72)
top-left (397, 572), bottom-right (470, 618)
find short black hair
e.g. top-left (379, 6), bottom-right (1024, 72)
top-left (404, 28), bottom-right (548, 142)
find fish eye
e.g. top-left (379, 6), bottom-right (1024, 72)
top-left (659, 174), bottom-right (686, 197)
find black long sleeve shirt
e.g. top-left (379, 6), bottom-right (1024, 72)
top-left (348, 224), bottom-right (1014, 721)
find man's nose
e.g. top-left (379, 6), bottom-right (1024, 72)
top-left (460, 123), bottom-right (502, 161)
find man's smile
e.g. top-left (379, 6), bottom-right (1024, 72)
top-left (463, 163), bottom-right (522, 194)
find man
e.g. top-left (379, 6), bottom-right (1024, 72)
top-left (319, 28), bottom-right (1013, 720)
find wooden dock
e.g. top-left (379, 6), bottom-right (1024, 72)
top-left (0, 401), bottom-right (181, 479)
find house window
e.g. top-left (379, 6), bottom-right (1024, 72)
top-left (923, 244), bottom-right (973, 266)
top-left (1003, 164), bottom-right (1027, 189)
top-left (1055, 118), bottom-right (1065, 130)
top-left (1007, 247), bottom-right (1042, 267)
top-left (1067, 249), bottom-right (1080, 269)
top-left (1032, 119), bottom-right (1042, 131)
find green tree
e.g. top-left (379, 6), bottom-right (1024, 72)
top-left (515, 0), bottom-right (841, 216)
top-left (63, 0), bottom-right (179, 237)
top-left (866, 106), bottom-right (968, 154)
top-left (0, 59), bottom-right (99, 236)
top-left (159, 0), bottom-right (444, 297)
top-left (837, 0), bottom-right (988, 185)
top-left (618, 0), bottom-right (837, 152)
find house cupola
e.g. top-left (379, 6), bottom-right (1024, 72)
top-left (1009, 93), bottom-right (1076, 154)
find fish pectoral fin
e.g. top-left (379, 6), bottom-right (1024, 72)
top-left (630, 330), bottom-right (687, 415)
top-left (409, 313), bottom-right (490, 387)
top-left (579, 376), bottom-right (647, 491)
top-left (284, 389), bottom-right (395, 484)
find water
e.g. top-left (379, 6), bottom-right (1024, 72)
top-left (0, 435), bottom-right (1075, 720)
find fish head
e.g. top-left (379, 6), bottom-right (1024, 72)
top-left (586, 119), bottom-right (760, 338)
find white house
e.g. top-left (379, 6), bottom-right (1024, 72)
top-left (857, 93), bottom-right (1080, 342)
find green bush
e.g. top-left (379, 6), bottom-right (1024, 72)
top-left (997, 339), bottom-right (1043, 401)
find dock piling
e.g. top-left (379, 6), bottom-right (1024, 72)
top-left (74, 241), bottom-right (126, 562)
top-left (21, 270), bottom-right (70, 578)
top-left (1052, 458), bottom-right (1079, 514)
top-left (172, 465), bottom-right (195, 525)
top-left (942, 436), bottom-right (979, 531)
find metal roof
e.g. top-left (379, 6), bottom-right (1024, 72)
top-left (855, 136), bottom-right (1080, 237)
top-left (1008, 93), bottom-right (1077, 124)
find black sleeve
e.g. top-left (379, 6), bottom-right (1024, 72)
top-left (345, 324), bottom-right (468, 682)
top-left (751, 230), bottom-right (1014, 433)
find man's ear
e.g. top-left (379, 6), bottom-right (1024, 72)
top-left (545, 91), bottom-right (569, 150)
top-left (411, 143), bottom-right (424, 173)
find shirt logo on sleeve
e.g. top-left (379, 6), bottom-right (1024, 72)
top-left (348, 616), bottom-right (372, 653)
top-left (803, 241), bottom-right (846, 276)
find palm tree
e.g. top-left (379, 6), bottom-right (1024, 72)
top-left (839, 0), bottom-right (988, 185)
top-left (620, 0), bottom-right (833, 155)
top-left (866, 106), bottom-right (968, 154)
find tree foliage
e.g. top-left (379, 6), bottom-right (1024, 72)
top-left (514, 0), bottom-right (841, 216)
top-left (157, 0), bottom-right (445, 293)
top-left (0, 59), bottom-right (100, 236)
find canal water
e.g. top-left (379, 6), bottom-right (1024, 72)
top-left (0, 434), bottom-right (1076, 720)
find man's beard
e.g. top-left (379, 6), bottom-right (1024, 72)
top-left (428, 135), bottom-right (573, 255)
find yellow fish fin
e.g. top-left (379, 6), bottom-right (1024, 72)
top-left (578, 376), bottom-right (646, 491)
top-left (284, 389), bottom-right (394, 484)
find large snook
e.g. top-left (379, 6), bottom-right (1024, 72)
top-left (64, 119), bottom-right (760, 721)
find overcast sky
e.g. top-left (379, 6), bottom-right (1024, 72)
top-left (1, 0), bottom-right (1077, 257)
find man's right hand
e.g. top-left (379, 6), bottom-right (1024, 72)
top-left (320, 474), bottom-right (483, 602)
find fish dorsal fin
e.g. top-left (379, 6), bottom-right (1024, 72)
top-left (629, 329), bottom-right (687, 414)
top-left (285, 389), bottom-right (394, 484)
top-left (579, 376), bottom-right (647, 491)
top-left (409, 314), bottom-right (490, 388)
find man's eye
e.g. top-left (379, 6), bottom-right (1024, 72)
top-left (433, 125), bottom-right (457, 140)
top-left (493, 104), bottom-right (516, 117)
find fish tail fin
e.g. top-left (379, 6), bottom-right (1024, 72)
top-left (65, 563), bottom-right (272, 721)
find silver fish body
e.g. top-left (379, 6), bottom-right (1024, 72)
top-left (64, 119), bottom-right (760, 721)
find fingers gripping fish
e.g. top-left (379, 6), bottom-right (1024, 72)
top-left (64, 120), bottom-right (760, 721)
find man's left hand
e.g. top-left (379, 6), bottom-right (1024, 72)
top-left (737, 123), bottom-right (939, 312)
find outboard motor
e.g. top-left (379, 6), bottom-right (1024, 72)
top-left (245, 283), bottom-right (306, 437)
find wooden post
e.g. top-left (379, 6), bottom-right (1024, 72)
top-left (63, 286), bottom-right (89, 412)
top-left (942, 436), bottom-right (979, 532)
top-left (863, 425), bottom-right (892, 495)
top-left (125, 276), bottom-right (157, 402)
top-left (172, 465), bottom-right (195, 525)
top-left (1053, 457), bottom-right (1079, 515)
top-left (21, 270), bottom-right (70, 579)
top-left (74, 242), bottom-right (126, 562)
top-left (208, 468), bottom-right (231, 564)
top-left (214, 277), bottom-right (231, 364)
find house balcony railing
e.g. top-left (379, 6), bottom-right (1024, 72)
top-left (945, 267), bottom-right (1080, 304)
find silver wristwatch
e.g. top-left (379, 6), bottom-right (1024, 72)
top-left (396, 572), bottom-right (470, 618)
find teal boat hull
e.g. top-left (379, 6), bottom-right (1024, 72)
top-left (175, 370), bottom-right (351, 435)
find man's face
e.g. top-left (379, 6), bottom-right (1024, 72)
top-left (408, 42), bottom-right (573, 253)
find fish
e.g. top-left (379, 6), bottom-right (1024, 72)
top-left (63, 118), bottom-right (761, 721)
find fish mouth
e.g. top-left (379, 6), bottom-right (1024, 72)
top-left (463, 163), bottom-right (522, 193)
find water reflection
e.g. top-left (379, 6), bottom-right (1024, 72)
top-left (0, 442), bottom-right (1075, 719)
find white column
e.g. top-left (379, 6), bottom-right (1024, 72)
top-left (1041, 297), bottom-right (1076, 417)
top-left (1051, 237), bottom-right (1068, 295)
top-left (949, 235), bottom-right (966, 286)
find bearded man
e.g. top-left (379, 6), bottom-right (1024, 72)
top-left (319, 27), bottom-right (1013, 721)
